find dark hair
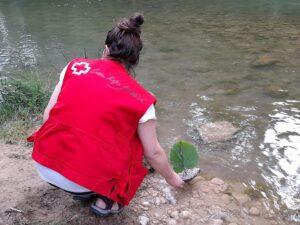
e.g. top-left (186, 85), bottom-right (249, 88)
top-left (105, 13), bottom-right (144, 71)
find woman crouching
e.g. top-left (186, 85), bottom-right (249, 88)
top-left (28, 13), bottom-right (184, 216)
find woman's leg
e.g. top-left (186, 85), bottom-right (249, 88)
top-left (48, 182), bottom-right (123, 216)
top-left (48, 182), bottom-right (98, 201)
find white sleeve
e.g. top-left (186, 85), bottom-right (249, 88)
top-left (139, 104), bottom-right (156, 123)
top-left (58, 63), bottom-right (69, 85)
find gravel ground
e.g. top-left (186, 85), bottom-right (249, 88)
top-left (0, 142), bottom-right (295, 225)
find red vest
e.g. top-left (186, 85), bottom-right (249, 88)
top-left (28, 58), bottom-right (156, 205)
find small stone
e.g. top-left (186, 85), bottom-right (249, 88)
top-left (160, 197), bottom-right (166, 204)
top-left (221, 183), bottom-right (228, 191)
top-left (167, 219), bottom-right (177, 225)
top-left (153, 212), bottom-right (160, 218)
top-left (211, 219), bottom-right (223, 225)
top-left (269, 221), bottom-right (278, 225)
top-left (154, 197), bottom-right (161, 205)
top-left (228, 223), bottom-right (238, 225)
top-left (249, 207), bottom-right (260, 216)
top-left (211, 178), bottom-right (225, 185)
top-left (164, 187), bottom-right (176, 205)
top-left (214, 187), bottom-right (221, 194)
top-left (169, 210), bottom-right (179, 219)
top-left (264, 214), bottom-right (275, 220)
top-left (159, 179), bottom-right (167, 185)
top-left (232, 193), bottom-right (251, 205)
top-left (180, 210), bottom-right (191, 219)
top-left (221, 194), bottom-right (231, 204)
top-left (148, 189), bottom-right (157, 197)
top-left (141, 206), bottom-right (149, 211)
top-left (200, 185), bottom-right (210, 193)
top-left (139, 215), bottom-right (150, 225)
top-left (214, 184), bottom-right (229, 193)
top-left (178, 168), bottom-right (201, 182)
top-left (192, 190), bottom-right (198, 195)
top-left (142, 201), bottom-right (151, 207)
top-left (189, 175), bottom-right (204, 185)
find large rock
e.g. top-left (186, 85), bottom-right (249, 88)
top-left (263, 85), bottom-right (289, 98)
top-left (198, 121), bottom-right (238, 143)
top-left (251, 54), bottom-right (279, 67)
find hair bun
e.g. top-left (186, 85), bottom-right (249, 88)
top-left (130, 13), bottom-right (144, 26)
top-left (117, 13), bottom-right (144, 33)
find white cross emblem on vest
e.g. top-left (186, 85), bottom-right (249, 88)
top-left (71, 62), bottom-right (91, 76)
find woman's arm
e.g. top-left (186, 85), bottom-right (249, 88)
top-left (137, 119), bottom-right (184, 188)
top-left (42, 82), bottom-right (62, 123)
top-left (43, 64), bottom-right (68, 123)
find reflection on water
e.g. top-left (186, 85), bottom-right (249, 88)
top-left (0, 9), bottom-right (39, 72)
top-left (0, 0), bottom-right (299, 222)
top-left (0, 11), bottom-right (10, 71)
top-left (260, 100), bottom-right (300, 220)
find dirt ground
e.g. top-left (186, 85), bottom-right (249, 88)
top-left (0, 142), bottom-right (296, 225)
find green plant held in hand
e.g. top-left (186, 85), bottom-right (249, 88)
top-left (169, 140), bottom-right (199, 173)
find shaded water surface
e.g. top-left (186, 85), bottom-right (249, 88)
top-left (0, 0), bottom-right (299, 222)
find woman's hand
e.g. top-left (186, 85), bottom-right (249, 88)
top-left (138, 120), bottom-right (184, 189)
top-left (165, 172), bottom-right (184, 188)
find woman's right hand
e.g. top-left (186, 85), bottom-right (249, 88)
top-left (137, 120), bottom-right (185, 189)
top-left (165, 172), bottom-right (184, 188)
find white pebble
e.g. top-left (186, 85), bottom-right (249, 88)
top-left (139, 215), bottom-right (150, 225)
top-left (154, 197), bottom-right (161, 205)
top-left (167, 219), bottom-right (177, 225)
top-left (249, 207), bottom-right (260, 216)
top-left (163, 187), bottom-right (176, 205)
top-left (142, 201), bottom-right (151, 207)
top-left (169, 210), bottom-right (179, 219)
top-left (180, 210), bottom-right (191, 219)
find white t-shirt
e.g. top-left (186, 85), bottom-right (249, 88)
top-left (35, 66), bottom-right (156, 193)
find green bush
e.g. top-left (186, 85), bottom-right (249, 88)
top-left (0, 74), bottom-right (51, 141)
top-left (169, 140), bottom-right (199, 173)
top-left (0, 76), bottom-right (50, 123)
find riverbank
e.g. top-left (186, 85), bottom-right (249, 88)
top-left (0, 142), bottom-right (295, 225)
top-left (0, 74), bottom-right (50, 143)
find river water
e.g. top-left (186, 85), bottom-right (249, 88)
top-left (0, 0), bottom-right (299, 222)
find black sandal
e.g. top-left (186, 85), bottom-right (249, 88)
top-left (90, 195), bottom-right (124, 216)
top-left (72, 192), bottom-right (98, 201)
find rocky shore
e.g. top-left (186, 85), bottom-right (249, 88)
top-left (0, 142), bottom-right (295, 225)
top-left (132, 175), bottom-right (287, 225)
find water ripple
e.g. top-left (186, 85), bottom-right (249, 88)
top-left (260, 100), bottom-right (300, 220)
